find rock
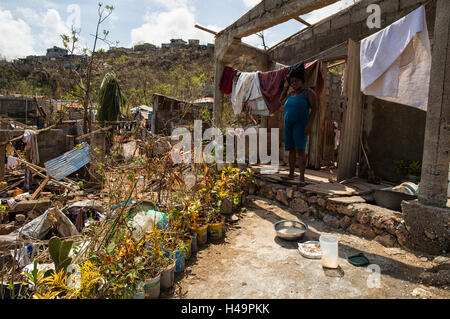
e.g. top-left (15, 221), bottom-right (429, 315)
top-left (220, 198), bottom-right (233, 215)
top-left (290, 198), bottom-right (309, 213)
top-left (306, 206), bottom-right (317, 215)
top-left (356, 211), bottom-right (370, 225)
top-left (340, 216), bottom-right (352, 229)
top-left (433, 256), bottom-right (449, 264)
top-left (326, 202), bottom-right (338, 212)
top-left (15, 214), bottom-right (26, 223)
top-left (276, 189), bottom-right (290, 206)
top-left (0, 222), bottom-right (16, 235)
top-left (373, 227), bottom-right (385, 235)
top-left (347, 223), bottom-right (376, 239)
top-left (323, 215), bottom-right (341, 228)
top-left (371, 214), bottom-right (397, 235)
top-left (317, 198), bottom-right (327, 207)
top-left (420, 257), bottom-right (428, 262)
top-left (327, 196), bottom-right (366, 205)
top-left (292, 191), bottom-right (301, 198)
top-left (336, 205), bottom-right (356, 217)
top-left (374, 235), bottom-right (397, 247)
top-left (307, 196), bottom-right (318, 204)
top-left (286, 188), bottom-right (294, 199)
top-left (395, 224), bottom-right (409, 246)
top-left (226, 214), bottom-right (239, 222)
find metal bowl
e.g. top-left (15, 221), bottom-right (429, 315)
top-left (274, 220), bottom-right (308, 240)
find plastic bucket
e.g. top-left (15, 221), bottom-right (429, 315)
top-left (174, 250), bottom-right (185, 272)
top-left (191, 225), bottom-right (208, 246)
top-left (160, 261), bottom-right (175, 289)
top-left (319, 234), bottom-right (339, 269)
top-left (208, 220), bottom-right (224, 241)
top-left (144, 274), bottom-right (161, 299)
top-left (191, 233), bottom-right (198, 253)
top-left (133, 281), bottom-right (145, 299)
top-left (183, 238), bottom-right (192, 260)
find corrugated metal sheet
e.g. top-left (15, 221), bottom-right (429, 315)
top-left (44, 142), bottom-right (90, 180)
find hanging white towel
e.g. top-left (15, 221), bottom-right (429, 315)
top-left (231, 72), bottom-right (262, 115)
top-left (360, 5), bottom-right (431, 111)
top-left (23, 129), bottom-right (40, 164)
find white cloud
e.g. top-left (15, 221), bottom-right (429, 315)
top-left (301, 0), bottom-right (357, 24)
top-left (130, 4), bottom-right (220, 47)
top-left (39, 9), bottom-right (71, 48)
top-left (0, 10), bottom-right (35, 60)
top-left (243, 0), bottom-right (261, 8)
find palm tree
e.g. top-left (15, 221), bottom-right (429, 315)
top-left (97, 72), bottom-right (126, 125)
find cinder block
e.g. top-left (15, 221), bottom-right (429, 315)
top-left (331, 12), bottom-right (350, 30)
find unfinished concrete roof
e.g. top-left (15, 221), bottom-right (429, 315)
top-left (215, 0), bottom-right (340, 60)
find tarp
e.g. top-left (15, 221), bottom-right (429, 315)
top-left (13, 208), bottom-right (79, 240)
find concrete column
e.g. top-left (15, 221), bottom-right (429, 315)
top-left (401, 0), bottom-right (450, 255)
top-left (418, 0), bottom-right (450, 208)
top-left (213, 59), bottom-right (225, 127)
top-left (90, 131), bottom-right (106, 183)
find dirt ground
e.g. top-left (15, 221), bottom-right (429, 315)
top-left (163, 195), bottom-right (450, 299)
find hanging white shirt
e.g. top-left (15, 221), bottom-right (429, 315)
top-left (231, 72), bottom-right (262, 115)
top-left (360, 5), bottom-right (431, 111)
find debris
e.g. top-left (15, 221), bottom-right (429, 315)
top-left (13, 207), bottom-right (79, 240)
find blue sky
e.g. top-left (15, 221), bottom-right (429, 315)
top-left (0, 0), bottom-right (356, 60)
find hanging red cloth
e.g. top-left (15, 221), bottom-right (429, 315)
top-left (219, 66), bottom-right (237, 94)
top-left (257, 67), bottom-right (289, 114)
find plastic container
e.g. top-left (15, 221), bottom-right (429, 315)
top-left (319, 234), bottom-right (339, 269)
top-left (191, 224), bottom-right (208, 246)
top-left (173, 250), bottom-right (185, 272)
top-left (144, 274), bottom-right (160, 299)
top-left (208, 219), bottom-right (224, 241)
top-left (160, 261), bottom-right (175, 289)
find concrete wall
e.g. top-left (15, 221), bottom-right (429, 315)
top-left (270, 0), bottom-right (436, 64)
top-left (0, 96), bottom-right (42, 126)
top-left (362, 97), bottom-right (427, 182)
top-left (37, 129), bottom-right (68, 166)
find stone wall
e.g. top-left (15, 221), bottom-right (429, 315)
top-left (253, 177), bottom-right (411, 249)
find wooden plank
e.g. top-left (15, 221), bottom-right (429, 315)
top-left (337, 39), bottom-right (363, 182)
top-left (315, 62), bottom-right (327, 169)
top-left (31, 176), bottom-right (50, 199)
top-left (293, 16), bottom-right (312, 27)
top-left (195, 24), bottom-right (218, 35)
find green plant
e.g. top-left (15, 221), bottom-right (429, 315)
top-left (48, 237), bottom-right (74, 275)
top-left (97, 72), bottom-right (127, 124)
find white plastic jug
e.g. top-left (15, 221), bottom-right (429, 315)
top-left (319, 234), bottom-right (339, 269)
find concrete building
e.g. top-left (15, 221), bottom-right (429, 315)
top-left (46, 46), bottom-right (69, 58)
top-left (213, 0), bottom-right (449, 255)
